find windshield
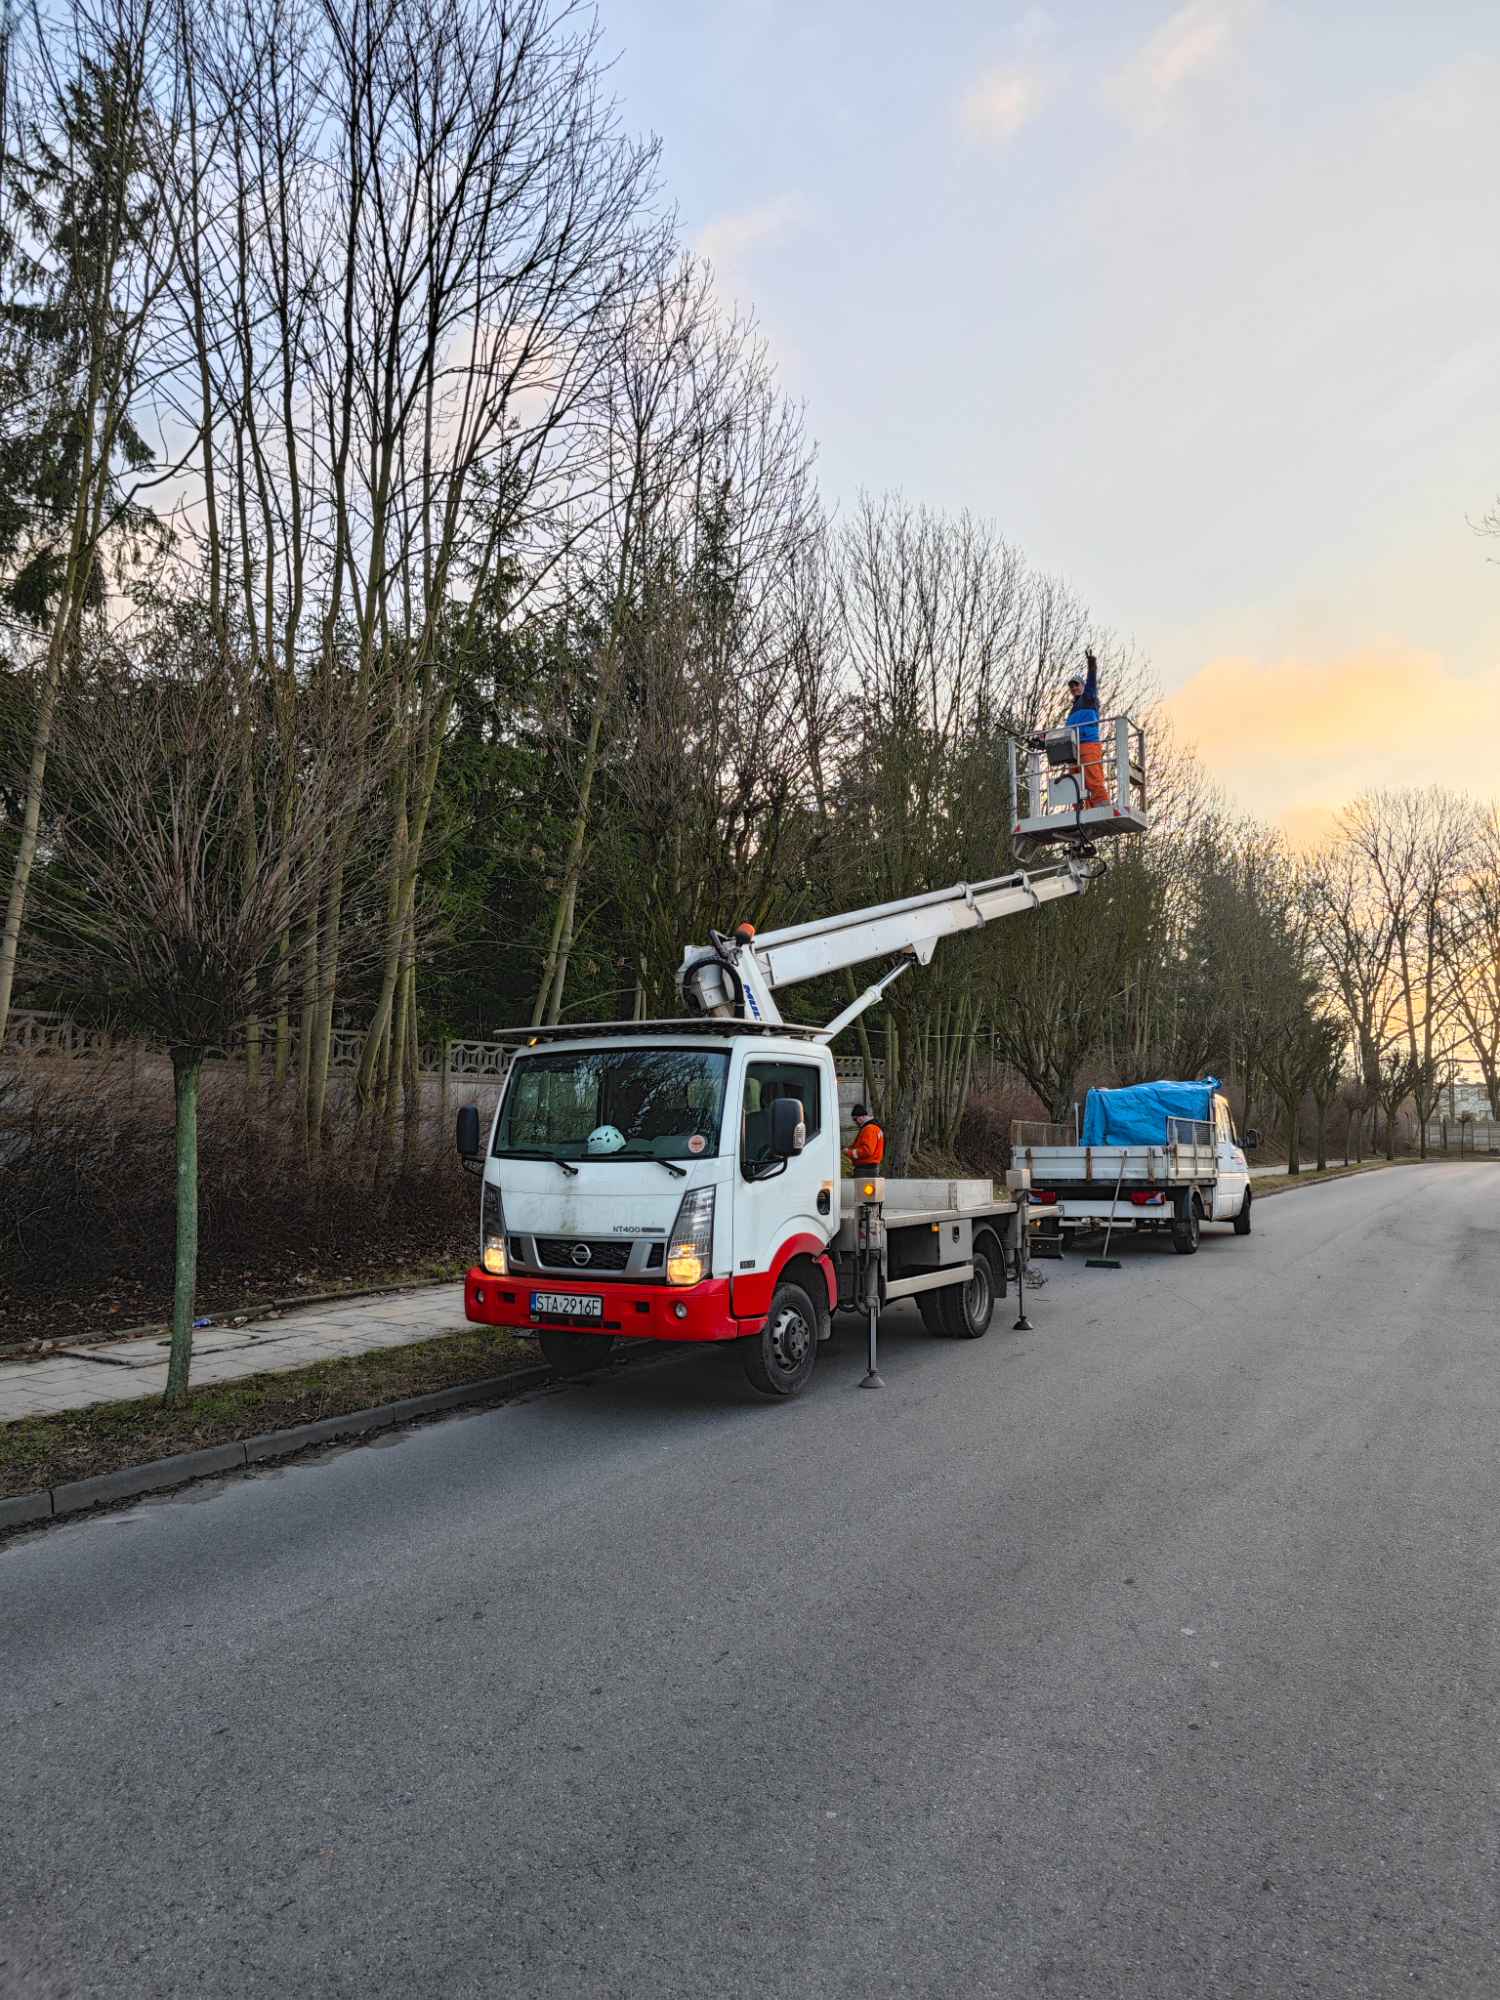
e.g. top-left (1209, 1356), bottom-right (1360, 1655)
top-left (495, 1048), bottom-right (730, 1163)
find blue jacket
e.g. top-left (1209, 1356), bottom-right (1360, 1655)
top-left (1067, 655), bottom-right (1100, 745)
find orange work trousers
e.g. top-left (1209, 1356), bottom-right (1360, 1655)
top-left (1079, 739), bottom-right (1109, 807)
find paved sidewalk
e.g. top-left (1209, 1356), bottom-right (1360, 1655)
top-left (0, 1284), bottom-right (469, 1423)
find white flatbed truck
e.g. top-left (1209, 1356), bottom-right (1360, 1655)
top-left (1015, 1087), bottom-right (1257, 1254)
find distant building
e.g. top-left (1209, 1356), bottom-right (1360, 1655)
top-left (1446, 1080), bottom-right (1494, 1119)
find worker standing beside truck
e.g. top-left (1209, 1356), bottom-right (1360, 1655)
top-left (845, 1103), bottom-right (885, 1170)
top-left (1066, 650), bottom-right (1109, 808)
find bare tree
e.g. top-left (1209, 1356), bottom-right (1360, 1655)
top-left (0, 0), bottom-right (180, 1050)
top-left (30, 652), bottom-right (390, 1403)
top-left (1445, 807), bottom-right (1500, 1118)
top-left (1304, 836), bottom-right (1403, 1139)
top-left (1341, 789), bottom-right (1475, 1159)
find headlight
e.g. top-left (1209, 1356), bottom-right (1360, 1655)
top-left (481, 1181), bottom-right (507, 1275)
top-left (666, 1185), bottom-right (715, 1287)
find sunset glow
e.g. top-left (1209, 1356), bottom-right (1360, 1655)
top-left (1164, 648), bottom-right (1500, 839)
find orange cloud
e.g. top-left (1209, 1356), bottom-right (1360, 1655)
top-left (1164, 645), bottom-right (1500, 831)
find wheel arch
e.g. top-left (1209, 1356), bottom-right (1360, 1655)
top-left (776, 1248), bottom-right (835, 1339)
top-left (971, 1224), bottom-right (1009, 1294)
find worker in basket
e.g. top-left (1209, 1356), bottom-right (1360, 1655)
top-left (844, 1103), bottom-right (885, 1171)
top-left (1065, 650), bottom-right (1110, 809)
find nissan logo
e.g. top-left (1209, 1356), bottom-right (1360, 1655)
top-left (570, 1243), bottom-right (592, 1267)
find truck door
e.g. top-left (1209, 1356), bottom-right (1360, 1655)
top-left (1211, 1094), bottom-right (1249, 1220)
top-left (732, 1055), bottom-right (837, 1311)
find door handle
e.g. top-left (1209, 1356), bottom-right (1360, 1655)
top-left (816, 1188), bottom-right (831, 1216)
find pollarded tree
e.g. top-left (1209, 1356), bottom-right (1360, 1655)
top-left (28, 648), bottom-right (391, 1404)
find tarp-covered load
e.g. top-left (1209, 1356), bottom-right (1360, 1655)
top-left (1081, 1078), bottom-right (1221, 1147)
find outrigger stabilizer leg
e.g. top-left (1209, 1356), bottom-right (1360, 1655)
top-left (1013, 1227), bottom-right (1033, 1333)
top-left (861, 1294), bottom-right (884, 1388)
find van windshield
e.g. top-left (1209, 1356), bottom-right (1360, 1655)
top-left (495, 1048), bottom-right (730, 1163)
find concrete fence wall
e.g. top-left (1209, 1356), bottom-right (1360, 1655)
top-left (1422, 1118), bottom-right (1500, 1155)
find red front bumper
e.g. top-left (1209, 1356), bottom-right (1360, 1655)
top-left (464, 1268), bottom-right (748, 1343)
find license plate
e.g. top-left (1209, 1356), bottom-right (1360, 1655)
top-left (531, 1291), bottom-right (603, 1321)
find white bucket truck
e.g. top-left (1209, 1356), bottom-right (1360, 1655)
top-left (458, 724), bottom-right (1152, 1396)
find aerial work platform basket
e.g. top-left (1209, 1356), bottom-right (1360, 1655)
top-left (1008, 713), bottom-right (1149, 863)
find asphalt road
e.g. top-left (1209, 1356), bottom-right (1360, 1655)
top-left (5, 1163), bottom-right (1498, 1999)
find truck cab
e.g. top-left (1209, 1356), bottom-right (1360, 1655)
top-left (1206, 1093), bottom-right (1252, 1222)
top-left (461, 1025), bottom-right (843, 1390)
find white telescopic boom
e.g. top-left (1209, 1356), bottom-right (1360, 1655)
top-left (678, 861), bottom-right (1089, 1039)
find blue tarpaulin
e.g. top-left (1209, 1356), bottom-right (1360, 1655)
top-left (1081, 1078), bottom-right (1221, 1146)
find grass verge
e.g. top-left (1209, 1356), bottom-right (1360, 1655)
top-left (1252, 1161), bottom-right (1395, 1196)
top-left (1251, 1156), bottom-right (1495, 1197)
top-left (0, 1326), bottom-right (536, 1500)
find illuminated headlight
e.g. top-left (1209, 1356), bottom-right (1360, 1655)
top-left (481, 1181), bottom-right (508, 1276)
top-left (666, 1186), bottom-right (715, 1287)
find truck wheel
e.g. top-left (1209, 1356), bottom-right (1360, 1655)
top-left (918, 1293), bottom-right (949, 1337)
top-left (538, 1331), bottom-right (616, 1378)
top-left (1233, 1189), bottom-right (1252, 1236)
top-left (939, 1245), bottom-right (998, 1338)
top-left (742, 1281), bottom-right (819, 1397)
top-left (977, 1232), bottom-right (1009, 1297)
top-left (1171, 1199), bottom-right (1201, 1255)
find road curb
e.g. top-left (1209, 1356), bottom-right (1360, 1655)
top-left (1252, 1163), bottom-right (1395, 1198)
top-left (2, 1364), bottom-right (552, 1531)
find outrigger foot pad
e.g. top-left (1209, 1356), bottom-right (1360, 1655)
top-left (860, 1370), bottom-right (886, 1389)
top-left (1012, 1313), bottom-right (1034, 1332)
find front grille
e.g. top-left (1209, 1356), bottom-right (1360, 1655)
top-left (535, 1237), bottom-right (632, 1272)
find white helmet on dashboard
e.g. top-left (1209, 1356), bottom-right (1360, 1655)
top-left (585, 1124), bottom-right (626, 1155)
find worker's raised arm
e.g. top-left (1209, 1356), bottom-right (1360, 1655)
top-left (1083, 648), bottom-right (1099, 708)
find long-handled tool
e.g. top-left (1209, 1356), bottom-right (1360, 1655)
top-left (1086, 1155), bottom-right (1127, 1269)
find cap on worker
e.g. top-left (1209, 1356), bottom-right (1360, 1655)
top-left (853, 1102), bottom-right (870, 1119)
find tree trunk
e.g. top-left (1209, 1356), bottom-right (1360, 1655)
top-left (535, 696), bottom-right (605, 1025)
top-left (845, 974), bottom-right (883, 1121)
top-left (164, 1050), bottom-right (202, 1409)
top-left (0, 662), bottom-right (62, 1048)
top-left (1284, 1098), bottom-right (1300, 1175)
top-left (307, 858), bottom-right (344, 1161)
top-left (1315, 1102), bottom-right (1328, 1173)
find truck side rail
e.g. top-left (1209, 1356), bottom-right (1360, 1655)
top-left (1010, 1137), bottom-right (1219, 1185)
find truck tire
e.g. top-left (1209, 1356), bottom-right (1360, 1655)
top-left (917, 1292), bottom-right (949, 1337)
top-left (538, 1331), bottom-right (616, 1377)
top-left (742, 1280), bottom-right (820, 1398)
top-left (977, 1232), bottom-right (1009, 1297)
top-left (1171, 1197), bottom-right (1201, 1255)
top-left (1233, 1188), bottom-right (1252, 1235)
top-left (938, 1244), bottom-right (999, 1338)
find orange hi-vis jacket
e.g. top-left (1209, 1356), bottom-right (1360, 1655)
top-left (846, 1118), bottom-right (886, 1168)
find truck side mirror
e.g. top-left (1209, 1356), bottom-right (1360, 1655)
top-left (1243, 1128), bottom-right (1261, 1152)
top-left (456, 1105), bottom-right (482, 1160)
top-left (770, 1097), bottom-right (806, 1158)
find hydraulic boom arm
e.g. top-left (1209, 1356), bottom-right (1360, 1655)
top-left (678, 860), bottom-right (1090, 1041)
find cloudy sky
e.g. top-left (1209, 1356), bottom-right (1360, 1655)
top-left (603, 0), bottom-right (1500, 841)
